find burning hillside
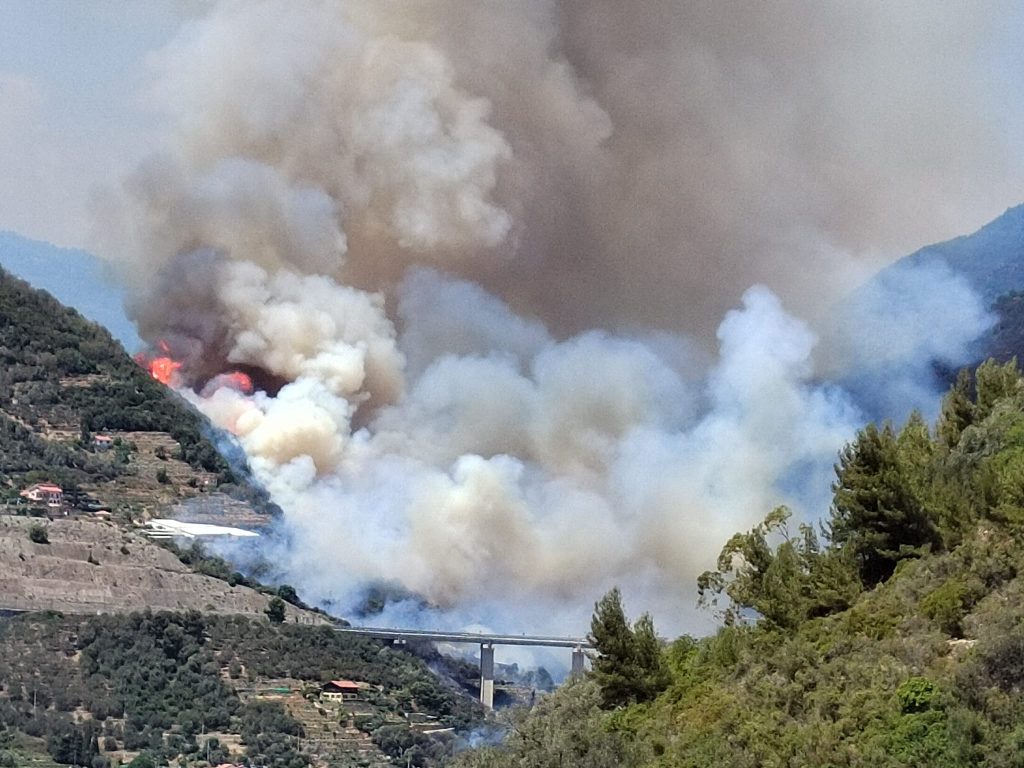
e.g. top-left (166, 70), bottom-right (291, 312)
top-left (137, 338), bottom-right (258, 399)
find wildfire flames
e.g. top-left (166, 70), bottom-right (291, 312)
top-left (136, 351), bottom-right (182, 386)
top-left (205, 371), bottom-right (255, 395)
top-left (135, 341), bottom-right (254, 395)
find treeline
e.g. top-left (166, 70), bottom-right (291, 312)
top-left (456, 359), bottom-right (1024, 767)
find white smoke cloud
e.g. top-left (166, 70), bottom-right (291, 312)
top-left (821, 260), bottom-right (995, 420)
top-left (94, 0), bottom-right (1014, 635)
top-left (209, 280), bottom-right (861, 636)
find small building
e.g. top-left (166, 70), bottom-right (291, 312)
top-left (321, 680), bottom-right (363, 702)
top-left (20, 483), bottom-right (63, 508)
top-left (141, 518), bottom-right (260, 539)
top-left (93, 434), bottom-right (114, 451)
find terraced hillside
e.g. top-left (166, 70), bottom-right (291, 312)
top-left (0, 515), bottom-right (322, 621)
top-left (0, 612), bottom-right (485, 768)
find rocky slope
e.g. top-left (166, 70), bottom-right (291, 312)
top-left (0, 515), bottom-right (323, 622)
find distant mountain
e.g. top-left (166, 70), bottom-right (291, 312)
top-left (891, 203), bottom-right (1024, 305)
top-left (0, 230), bottom-right (140, 349)
top-left (856, 203), bottom-right (1024, 375)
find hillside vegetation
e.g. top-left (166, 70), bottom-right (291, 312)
top-left (456, 359), bottom-right (1024, 768)
top-left (0, 611), bottom-right (485, 768)
top-left (0, 266), bottom-right (272, 518)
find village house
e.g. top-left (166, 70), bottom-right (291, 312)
top-left (20, 482), bottom-right (63, 508)
top-left (320, 680), bottom-right (364, 702)
top-left (92, 434), bottom-right (114, 451)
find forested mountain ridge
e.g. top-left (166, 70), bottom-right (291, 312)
top-left (869, 203), bottom-right (1024, 366)
top-left (456, 359), bottom-right (1024, 768)
top-left (0, 268), bottom-right (490, 768)
top-left (893, 203), bottom-right (1024, 305)
top-left (0, 265), bottom-right (272, 519)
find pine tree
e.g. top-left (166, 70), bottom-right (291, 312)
top-left (829, 423), bottom-right (939, 586)
top-left (588, 588), bottom-right (667, 708)
top-left (938, 369), bottom-right (976, 449)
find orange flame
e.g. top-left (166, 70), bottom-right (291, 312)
top-left (220, 371), bottom-right (254, 394)
top-left (148, 356), bottom-right (183, 386)
top-left (135, 341), bottom-right (183, 386)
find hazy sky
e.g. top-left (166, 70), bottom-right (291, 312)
top-left (0, 2), bottom-right (194, 247)
top-left (1, 1), bottom-right (1024, 263)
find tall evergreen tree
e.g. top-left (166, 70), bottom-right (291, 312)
top-left (939, 369), bottom-right (976, 449)
top-left (829, 423), bottom-right (939, 586)
top-left (589, 588), bottom-right (667, 708)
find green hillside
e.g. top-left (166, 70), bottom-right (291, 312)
top-left (0, 266), bottom-right (270, 518)
top-left (0, 268), bottom-right (493, 768)
top-left (0, 611), bottom-right (485, 768)
top-left (456, 359), bottom-right (1024, 768)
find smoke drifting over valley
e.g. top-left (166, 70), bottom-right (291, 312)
top-left (95, 0), bottom-right (1014, 634)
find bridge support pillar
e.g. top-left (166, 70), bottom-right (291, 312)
top-left (479, 643), bottom-right (495, 709)
top-left (571, 645), bottom-right (586, 678)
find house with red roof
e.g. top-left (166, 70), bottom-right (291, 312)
top-left (20, 483), bottom-right (63, 508)
top-left (320, 680), bottom-right (364, 702)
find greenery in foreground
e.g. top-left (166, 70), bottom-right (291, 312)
top-left (455, 359), bottom-right (1024, 768)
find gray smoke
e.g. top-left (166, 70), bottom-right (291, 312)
top-left (93, 0), bottom-right (1015, 635)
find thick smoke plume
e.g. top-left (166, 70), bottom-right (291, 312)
top-left (95, 0), bottom-right (1011, 635)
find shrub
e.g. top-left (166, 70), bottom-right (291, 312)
top-left (28, 523), bottom-right (48, 544)
top-left (265, 596), bottom-right (287, 624)
top-left (921, 577), bottom-right (978, 636)
top-left (897, 677), bottom-right (937, 713)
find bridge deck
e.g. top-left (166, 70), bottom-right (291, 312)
top-left (334, 626), bottom-right (593, 649)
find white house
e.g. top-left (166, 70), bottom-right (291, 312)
top-left (20, 483), bottom-right (63, 508)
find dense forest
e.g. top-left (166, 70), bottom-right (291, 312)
top-left (455, 359), bottom-right (1024, 767)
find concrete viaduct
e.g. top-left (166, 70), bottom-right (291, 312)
top-left (334, 626), bottom-right (593, 708)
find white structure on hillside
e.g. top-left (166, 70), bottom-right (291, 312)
top-left (20, 483), bottom-right (63, 508)
top-left (141, 519), bottom-right (260, 539)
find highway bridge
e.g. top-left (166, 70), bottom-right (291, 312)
top-left (334, 626), bottom-right (593, 708)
